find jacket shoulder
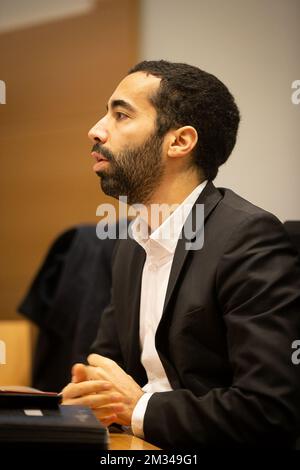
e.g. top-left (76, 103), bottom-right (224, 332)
top-left (217, 187), bottom-right (280, 221)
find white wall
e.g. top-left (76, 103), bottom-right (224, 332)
top-left (140, 0), bottom-right (300, 221)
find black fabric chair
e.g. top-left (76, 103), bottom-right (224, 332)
top-left (284, 221), bottom-right (300, 449)
top-left (18, 224), bottom-right (120, 392)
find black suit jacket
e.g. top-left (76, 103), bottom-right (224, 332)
top-left (91, 182), bottom-right (300, 448)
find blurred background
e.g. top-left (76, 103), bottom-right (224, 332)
top-left (0, 0), bottom-right (299, 385)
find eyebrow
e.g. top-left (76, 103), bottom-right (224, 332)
top-left (106, 99), bottom-right (137, 114)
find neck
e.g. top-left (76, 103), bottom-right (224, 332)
top-left (140, 167), bottom-right (205, 231)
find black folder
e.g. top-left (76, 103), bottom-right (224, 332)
top-left (0, 387), bottom-right (61, 409)
top-left (0, 404), bottom-right (108, 452)
top-left (0, 386), bottom-right (108, 458)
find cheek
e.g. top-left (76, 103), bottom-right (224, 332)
top-left (121, 119), bottom-right (156, 142)
top-left (109, 118), bottom-right (157, 153)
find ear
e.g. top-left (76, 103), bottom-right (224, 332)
top-left (167, 126), bottom-right (198, 159)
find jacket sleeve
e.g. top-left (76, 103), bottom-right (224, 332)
top-left (89, 298), bottom-right (124, 369)
top-left (89, 238), bottom-right (125, 368)
top-left (143, 212), bottom-right (300, 448)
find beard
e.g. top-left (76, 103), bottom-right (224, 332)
top-left (92, 132), bottom-right (165, 205)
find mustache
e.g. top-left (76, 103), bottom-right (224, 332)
top-left (91, 142), bottom-right (113, 162)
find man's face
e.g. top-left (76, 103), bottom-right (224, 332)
top-left (88, 72), bottom-right (165, 205)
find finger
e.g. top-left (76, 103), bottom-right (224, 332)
top-left (64, 395), bottom-right (125, 413)
top-left (100, 415), bottom-right (117, 427)
top-left (86, 365), bottom-right (109, 381)
top-left (88, 353), bottom-right (109, 368)
top-left (63, 391), bottom-right (126, 408)
top-left (72, 363), bottom-right (88, 383)
top-left (93, 404), bottom-right (125, 418)
top-left (85, 366), bottom-right (127, 396)
top-left (62, 380), bottom-right (111, 400)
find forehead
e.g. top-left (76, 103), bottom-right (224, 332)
top-left (109, 72), bottom-right (161, 113)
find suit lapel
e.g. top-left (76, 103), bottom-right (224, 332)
top-left (162, 181), bottom-right (223, 315)
top-left (125, 242), bottom-right (147, 384)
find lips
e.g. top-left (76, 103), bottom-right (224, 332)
top-left (91, 151), bottom-right (110, 172)
top-left (91, 151), bottom-right (108, 163)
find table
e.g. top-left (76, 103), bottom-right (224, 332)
top-left (109, 432), bottom-right (160, 450)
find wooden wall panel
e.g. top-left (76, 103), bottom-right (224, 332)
top-left (0, 0), bottom-right (139, 320)
top-left (0, 319), bottom-right (32, 385)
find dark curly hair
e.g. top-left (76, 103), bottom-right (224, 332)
top-left (128, 60), bottom-right (240, 181)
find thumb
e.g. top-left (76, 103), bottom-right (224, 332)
top-left (71, 363), bottom-right (88, 383)
top-left (87, 353), bottom-right (105, 367)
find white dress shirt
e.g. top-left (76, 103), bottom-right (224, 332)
top-left (130, 180), bottom-right (208, 438)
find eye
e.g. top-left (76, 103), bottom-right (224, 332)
top-left (115, 112), bottom-right (128, 121)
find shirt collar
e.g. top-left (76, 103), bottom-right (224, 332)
top-left (131, 180), bottom-right (208, 261)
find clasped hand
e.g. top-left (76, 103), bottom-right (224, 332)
top-left (62, 354), bottom-right (144, 427)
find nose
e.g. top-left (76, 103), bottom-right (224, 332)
top-left (88, 118), bottom-right (108, 144)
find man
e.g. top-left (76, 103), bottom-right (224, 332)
top-left (62, 60), bottom-right (300, 448)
